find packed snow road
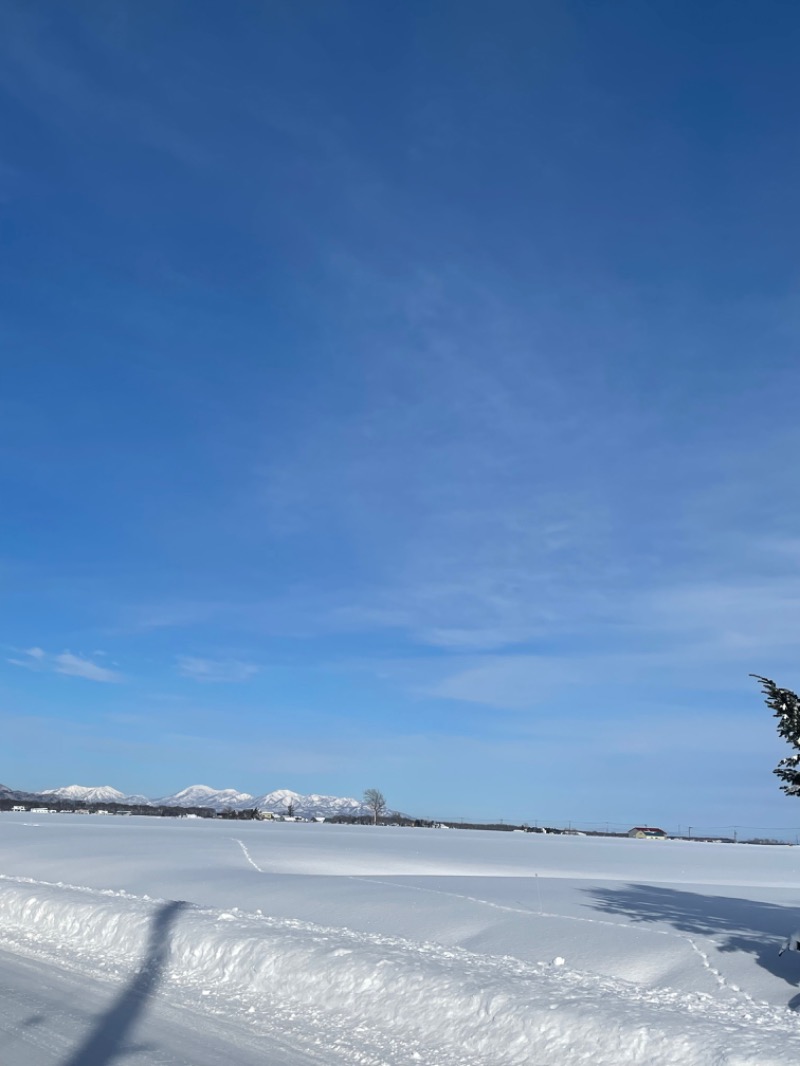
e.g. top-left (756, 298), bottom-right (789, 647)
top-left (2, 815), bottom-right (800, 1064)
top-left (0, 946), bottom-right (322, 1066)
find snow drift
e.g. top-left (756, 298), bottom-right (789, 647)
top-left (0, 871), bottom-right (798, 1066)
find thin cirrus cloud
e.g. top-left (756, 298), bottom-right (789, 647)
top-left (7, 648), bottom-right (122, 683)
top-left (176, 656), bottom-right (259, 683)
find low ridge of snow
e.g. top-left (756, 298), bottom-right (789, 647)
top-left (3, 872), bottom-right (791, 1066)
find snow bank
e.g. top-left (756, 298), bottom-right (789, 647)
top-left (0, 873), bottom-right (798, 1065)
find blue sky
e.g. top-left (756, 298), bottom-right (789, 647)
top-left (2, 0), bottom-right (800, 829)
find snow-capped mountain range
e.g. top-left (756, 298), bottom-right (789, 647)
top-left (40, 785), bottom-right (152, 805)
top-left (19, 784), bottom-right (376, 818)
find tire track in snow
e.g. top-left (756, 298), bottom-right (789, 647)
top-left (231, 838), bottom-right (264, 873)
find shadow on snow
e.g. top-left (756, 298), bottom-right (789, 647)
top-left (60, 899), bottom-right (187, 1066)
top-left (585, 882), bottom-right (800, 1004)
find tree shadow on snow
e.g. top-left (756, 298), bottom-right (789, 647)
top-left (585, 883), bottom-right (800, 998)
top-left (60, 899), bottom-right (187, 1066)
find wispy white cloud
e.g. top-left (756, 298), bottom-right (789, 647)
top-left (243, 265), bottom-right (664, 654)
top-left (176, 656), bottom-right (259, 684)
top-left (54, 652), bottom-right (122, 683)
top-left (422, 568), bottom-right (800, 712)
top-left (7, 647), bottom-right (122, 683)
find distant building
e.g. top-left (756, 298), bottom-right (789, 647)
top-left (628, 826), bottom-right (667, 839)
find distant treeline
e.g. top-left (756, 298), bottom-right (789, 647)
top-left (0, 797), bottom-right (215, 818)
top-left (2, 800), bottom-right (787, 844)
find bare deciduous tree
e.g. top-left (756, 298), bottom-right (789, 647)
top-left (363, 788), bottom-right (387, 825)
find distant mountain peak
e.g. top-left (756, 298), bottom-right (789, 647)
top-left (40, 784), bottom-right (129, 803)
top-left (253, 789), bottom-right (367, 817)
top-left (157, 785), bottom-right (256, 809)
top-left (13, 782), bottom-right (381, 819)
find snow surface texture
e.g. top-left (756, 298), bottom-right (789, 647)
top-left (2, 817), bottom-right (800, 1064)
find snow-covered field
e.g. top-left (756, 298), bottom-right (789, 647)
top-left (1, 815), bottom-right (800, 1064)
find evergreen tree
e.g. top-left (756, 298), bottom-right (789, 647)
top-left (752, 674), bottom-right (800, 795)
